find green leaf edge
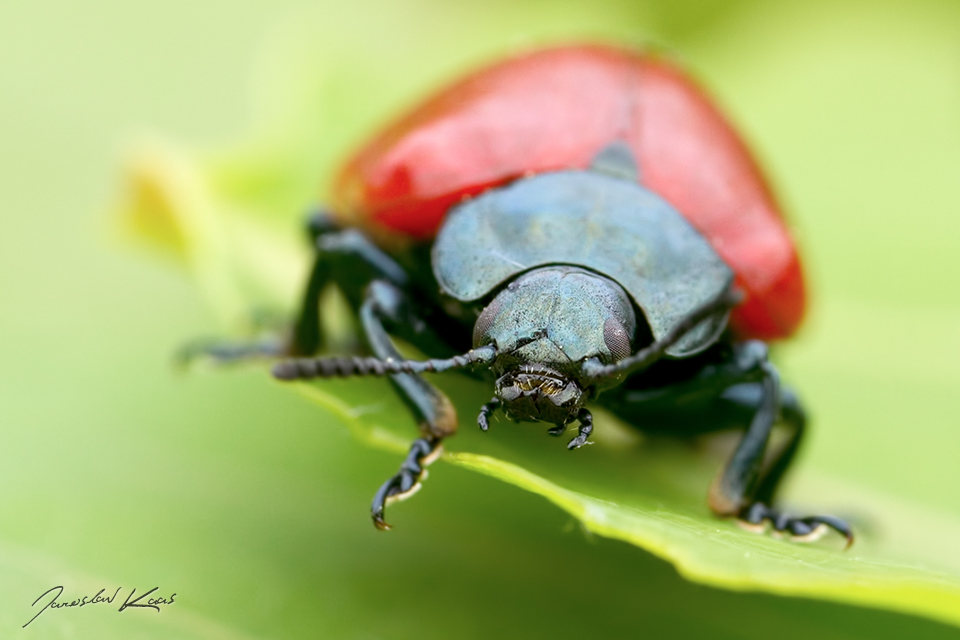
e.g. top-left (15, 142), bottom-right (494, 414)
top-left (295, 383), bottom-right (960, 628)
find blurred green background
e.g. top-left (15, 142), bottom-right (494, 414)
top-left (2, 0), bottom-right (960, 638)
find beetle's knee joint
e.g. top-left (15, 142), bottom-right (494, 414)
top-left (734, 340), bottom-right (769, 370)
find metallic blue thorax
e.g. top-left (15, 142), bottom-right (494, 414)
top-left (432, 170), bottom-right (733, 357)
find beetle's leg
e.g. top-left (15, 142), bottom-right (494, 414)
top-left (705, 342), bottom-right (781, 516)
top-left (566, 408), bottom-right (594, 450)
top-left (716, 385), bottom-right (854, 546)
top-left (304, 207), bottom-right (341, 242)
top-left (358, 279), bottom-right (458, 530)
top-left (602, 341), bottom-right (853, 546)
top-left (477, 397), bottom-right (500, 432)
top-left (370, 436), bottom-right (445, 530)
top-left (236, 218), bottom-right (455, 528)
top-left (545, 408), bottom-right (593, 448)
top-left (359, 280), bottom-right (457, 439)
top-left (177, 208), bottom-right (395, 365)
top-left (285, 208), bottom-right (344, 355)
top-left (739, 385), bottom-right (805, 507)
top-left (290, 219), bottom-right (410, 356)
top-left (702, 345), bottom-right (852, 546)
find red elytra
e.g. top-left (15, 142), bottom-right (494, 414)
top-left (332, 44), bottom-right (805, 341)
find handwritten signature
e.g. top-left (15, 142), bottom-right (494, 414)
top-left (24, 586), bottom-right (176, 627)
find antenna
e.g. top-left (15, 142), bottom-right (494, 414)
top-left (272, 345), bottom-right (497, 381)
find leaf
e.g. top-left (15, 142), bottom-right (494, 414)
top-left (115, 0), bottom-right (960, 629)
top-left (0, 541), bottom-right (258, 639)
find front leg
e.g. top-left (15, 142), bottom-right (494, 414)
top-left (566, 408), bottom-right (594, 450)
top-left (546, 408), bottom-right (593, 450)
top-left (275, 278), bottom-right (459, 529)
top-left (370, 437), bottom-right (445, 530)
top-left (355, 279), bottom-right (458, 530)
top-left (603, 341), bottom-right (853, 546)
top-left (263, 216), bottom-right (459, 528)
top-left (182, 209), bottom-right (461, 529)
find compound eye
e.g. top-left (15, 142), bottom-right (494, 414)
top-left (473, 298), bottom-right (502, 347)
top-left (603, 317), bottom-right (632, 362)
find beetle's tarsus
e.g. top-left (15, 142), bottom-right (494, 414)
top-left (371, 510), bottom-right (392, 531)
top-left (547, 425), bottom-right (566, 436)
top-left (477, 397), bottom-right (500, 432)
top-left (738, 502), bottom-right (854, 548)
top-left (566, 408), bottom-right (594, 450)
top-left (370, 437), bottom-right (441, 530)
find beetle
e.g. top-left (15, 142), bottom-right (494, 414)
top-left (212, 44), bottom-right (852, 544)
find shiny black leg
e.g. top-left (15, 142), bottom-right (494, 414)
top-left (186, 209), bottom-right (459, 528)
top-left (477, 397), bottom-right (500, 432)
top-left (290, 219), bottom-right (409, 356)
top-left (546, 408), bottom-right (593, 449)
top-left (356, 279), bottom-right (457, 529)
top-left (358, 280), bottom-right (457, 437)
top-left (739, 502), bottom-right (854, 547)
top-left (281, 231), bottom-right (457, 529)
top-left (707, 342), bottom-right (782, 516)
top-left (602, 340), bottom-right (853, 546)
top-left (371, 436), bottom-right (444, 530)
top-left (286, 220), bottom-right (460, 529)
top-left (566, 408), bottom-right (593, 450)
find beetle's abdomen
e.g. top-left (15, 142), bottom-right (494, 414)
top-left (333, 44), bottom-right (805, 341)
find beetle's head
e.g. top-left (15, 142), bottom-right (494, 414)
top-left (472, 266), bottom-right (638, 426)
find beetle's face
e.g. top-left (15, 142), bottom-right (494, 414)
top-left (472, 266), bottom-right (637, 426)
